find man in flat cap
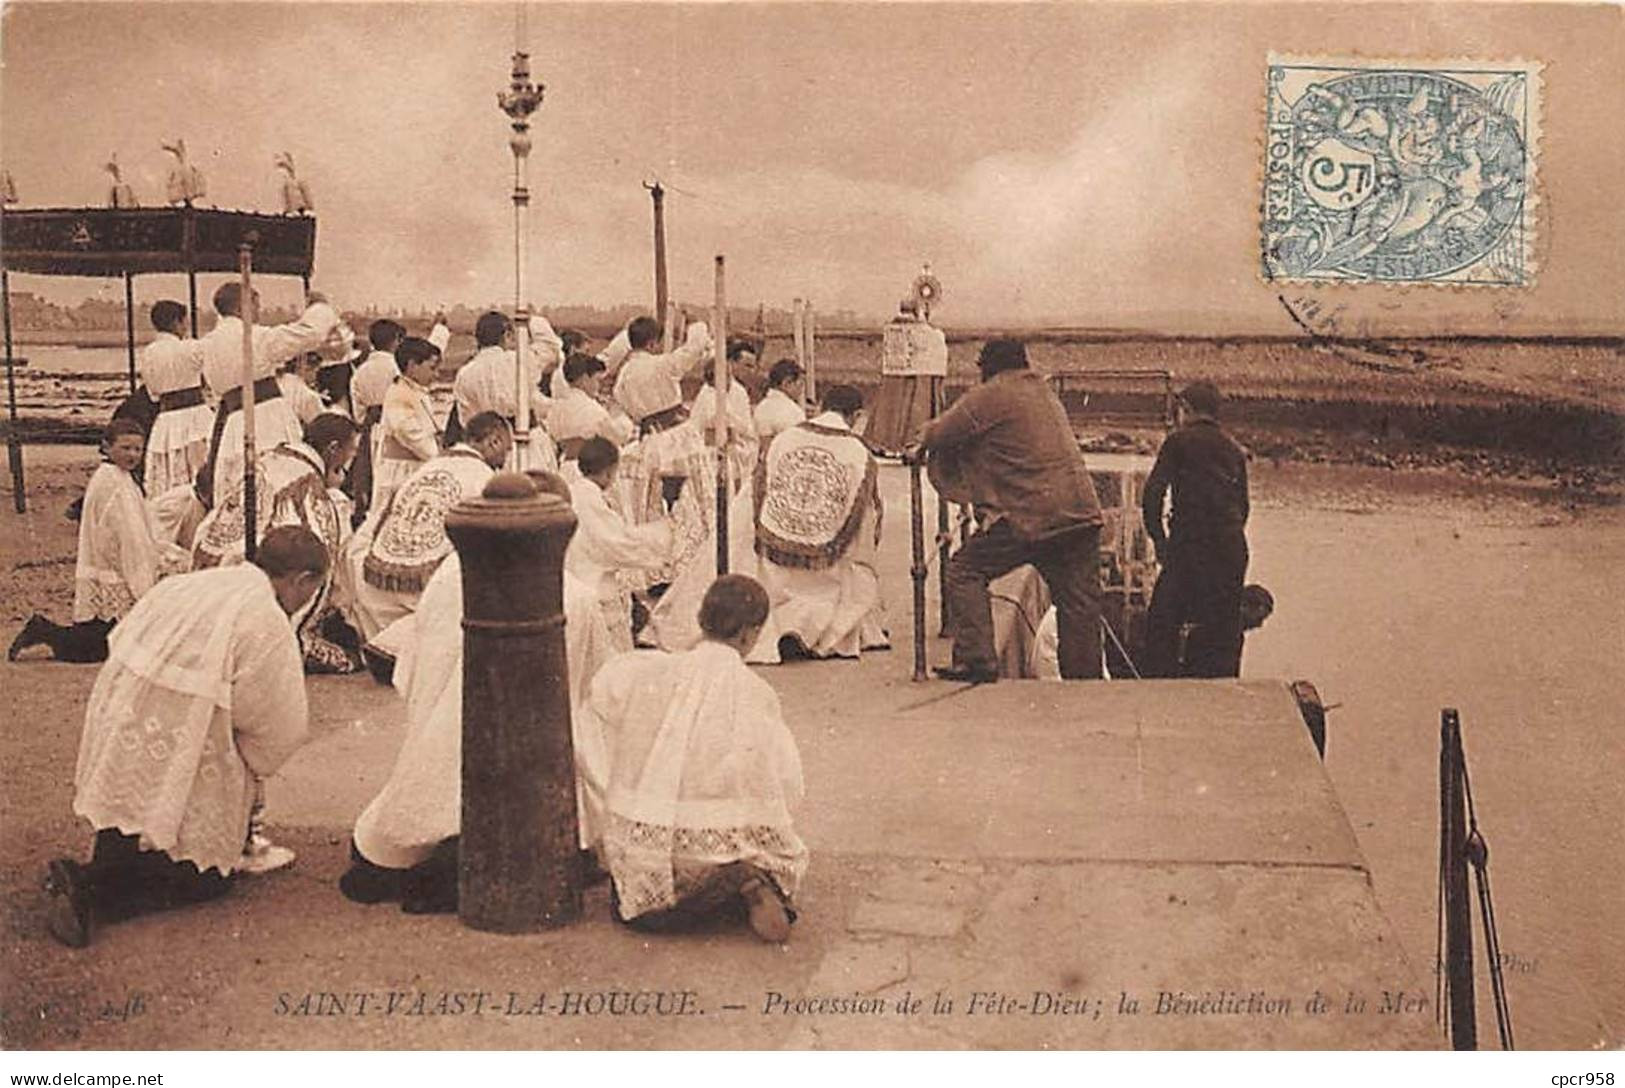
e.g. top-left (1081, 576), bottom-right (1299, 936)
top-left (913, 339), bottom-right (1104, 683)
top-left (1141, 380), bottom-right (1252, 678)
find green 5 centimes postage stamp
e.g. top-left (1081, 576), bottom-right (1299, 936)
top-left (1262, 56), bottom-right (1541, 287)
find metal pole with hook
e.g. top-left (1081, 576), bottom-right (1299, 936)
top-left (1438, 708), bottom-right (1477, 1050)
top-left (238, 241), bottom-right (259, 563)
top-left (909, 457), bottom-right (927, 681)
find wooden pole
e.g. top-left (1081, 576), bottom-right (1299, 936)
top-left (909, 460), bottom-right (927, 680)
top-left (123, 273), bottom-right (137, 395)
top-left (647, 181), bottom-right (668, 320)
top-left (238, 243), bottom-right (258, 563)
top-left (663, 299), bottom-right (678, 354)
top-left (446, 473), bottom-right (582, 931)
top-left (933, 377), bottom-right (950, 635)
top-left (713, 255), bottom-right (730, 575)
top-left (791, 298), bottom-right (806, 381)
top-left (2, 268), bottom-right (24, 514)
top-left (1440, 708), bottom-right (1478, 1050)
top-left (805, 300), bottom-right (817, 404)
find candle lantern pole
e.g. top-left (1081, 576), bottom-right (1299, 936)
top-left (498, 6), bottom-right (545, 471)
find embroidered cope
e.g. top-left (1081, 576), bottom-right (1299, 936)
top-left (749, 414), bottom-right (889, 661)
top-left (754, 415), bottom-right (878, 570)
top-left (360, 448), bottom-right (493, 595)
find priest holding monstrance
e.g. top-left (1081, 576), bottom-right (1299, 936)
top-left (863, 269), bottom-right (948, 455)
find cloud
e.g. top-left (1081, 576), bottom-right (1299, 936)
top-left (943, 45), bottom-right (1215, 323)
top-left (623, 40), bottom-right (1218, 325)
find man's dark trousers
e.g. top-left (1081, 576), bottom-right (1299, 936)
top-left (1143, 529), bottom-right (1248, 678)
top-left (82, 829), bottom-right (231, 922)
top-left (945, 521), bottom-right (1103, 679)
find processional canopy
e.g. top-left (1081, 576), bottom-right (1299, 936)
top-left (0, 206), bottom-right (316, 278)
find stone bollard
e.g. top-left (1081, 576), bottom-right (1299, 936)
top-left (444, 472), bottom-right (581, 932)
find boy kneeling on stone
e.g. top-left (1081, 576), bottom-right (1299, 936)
top-left (43, 526), bottom-right (329, 948)
top-left (576, 574), bottom-right (806, 942)
top-left (10, 419), bottom-right (188, 664)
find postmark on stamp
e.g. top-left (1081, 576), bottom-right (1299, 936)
top-left (1262, 56), bottom-right (1541, 287)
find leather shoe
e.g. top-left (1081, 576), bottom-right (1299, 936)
top-left (933, 664), bottom-right (999, 684)
top-left (740, 875), bottom-right (792, 943)
top-left (44, 858), bottom-right (92, 949)
top-left (9, 615), bottom-right (49, 662)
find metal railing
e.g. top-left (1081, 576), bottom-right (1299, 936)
top-left (1437, 707), bottom-right (1515, 1050)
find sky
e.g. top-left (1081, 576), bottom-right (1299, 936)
top-left (2, 1), bottom-right (1621, 333)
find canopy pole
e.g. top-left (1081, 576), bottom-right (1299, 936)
top-left (239, 242), bottom-right (258, 563)
top-left (713, 255), bottom-right (730, 576)
top-left (123, 272), bottom-right (137, 395)
top-left (2, 268), bottom-right (23, 514)
top-left (187, 268), bottom-right (199, 337)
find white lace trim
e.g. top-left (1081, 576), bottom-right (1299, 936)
top-left (603, 812), bottom-right (806, 919)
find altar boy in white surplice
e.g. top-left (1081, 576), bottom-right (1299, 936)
top-left (41, 527), bottom-right (329, 948)
top-left (575, 575), bottom-right (806, 943)
top-left (139, 300), bottom-right (211, 499)
top-left (338, 475), bottom-right (613, 915)
top-left (196, 283), bottom-right (339, 509)
top-left (566, 437), bottom-right (676, 653)
top-left (9, 420), bottom-right (189, 665)
top-left (752, 358), bottom-right (808, 446)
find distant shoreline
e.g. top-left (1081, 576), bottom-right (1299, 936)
top-left (9, 328), bottom-right (1621, 351)
top-left (5, 330), bottom-right (1619, 492)
top-left (9, 333), bottom-right (159, 350)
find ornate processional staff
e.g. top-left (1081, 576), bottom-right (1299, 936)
top-left (238, 239), bottom-right (259, 562)
top-left (899, 266), bottom-right (948, 672)
top-left (498, 4), bottom-right (545, 471)
top-left (713, 255), bottom-right (730, 575)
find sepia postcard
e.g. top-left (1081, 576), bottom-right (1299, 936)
top-left (0, 0), bottom-right (1619, 1065)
